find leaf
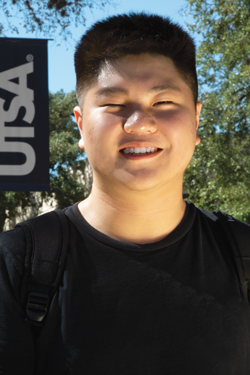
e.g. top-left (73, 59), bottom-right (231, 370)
top-left (183, 0), bottom-right (250, 222)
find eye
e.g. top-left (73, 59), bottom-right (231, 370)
top-left (154, 101), bottom-right (173, 105)
top-left (103, 104), bottom-right (125, 107)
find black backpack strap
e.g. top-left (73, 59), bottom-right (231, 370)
top-left (213, 210), bottom-right (250, 303)
top-left (16, 209), bottom-right (69, 326)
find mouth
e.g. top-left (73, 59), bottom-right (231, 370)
top-left (119, 146), bottom-right (163, 160)
top-left (120, 147), bottom-right (162, 155)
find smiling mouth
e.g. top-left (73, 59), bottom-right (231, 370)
top-left (120, 147), bottom-right (162, 155)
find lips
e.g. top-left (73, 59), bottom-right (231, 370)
top-left (119, 141), bottom-right (162, 150)
top-left (120, 146), bottom-right (161, 154)
top-left (119, 147), bottom-right (162, 160)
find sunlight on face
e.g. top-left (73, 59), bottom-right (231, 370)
top-left (75, 54), bottom-right (201, 196)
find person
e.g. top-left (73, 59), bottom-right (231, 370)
top-left (0, 12), bottom-right (249, 375)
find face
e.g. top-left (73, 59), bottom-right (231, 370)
top-left (74, 54), bottom-right (202, 195)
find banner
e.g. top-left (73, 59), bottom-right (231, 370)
top-left (0, 38), bottom-right (49, 191)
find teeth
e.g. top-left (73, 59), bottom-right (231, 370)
top-left (123, 147), bottom-right (156, 154)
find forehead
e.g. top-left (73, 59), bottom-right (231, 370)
top-left (97, 54), bottom-right (182, 87)
top-left (81, 53), bottom-right (194, 107)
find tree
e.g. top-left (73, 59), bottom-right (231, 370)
top-left (0, 0), bottom-right (113, 42)
top-left (0, 90), bottom-right (90, 233)
top-left (44, 90), bottom-right (90, 208)
top-left (0, 191), bottom-right (37, 234)
top-left (182, 0), bottom-right (250, 222)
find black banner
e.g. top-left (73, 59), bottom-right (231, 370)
top-left (0, 38), bottom-right (49, 191)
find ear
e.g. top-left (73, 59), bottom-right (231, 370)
top-left (74, 106), bottom-right (85, 150)
top-left (195, 101), bottom-right (202, 146)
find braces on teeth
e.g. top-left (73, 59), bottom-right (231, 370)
top-left (123, 147), bottom-right (156, 154)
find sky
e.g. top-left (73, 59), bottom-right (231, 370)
top-left (1, 0), bottom-right (199, 93)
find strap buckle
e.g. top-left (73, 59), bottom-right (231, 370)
top-left (26, 292), bottom-right (49, 325)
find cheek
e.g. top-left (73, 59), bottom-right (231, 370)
top-left (162, 113), bottom-right (197, 162)
top-left (160, 111), bottom-right (195, 141)
top-left (82, 113), bottom-right (106, 151)
top-left (82, 113), bottom-right (121, 166)
top-left (170, 110), bottom-right (197, 143)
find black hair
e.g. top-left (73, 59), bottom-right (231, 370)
top-left (74, 12), bottom-right (198, 107)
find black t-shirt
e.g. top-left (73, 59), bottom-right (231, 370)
top-left (0, 201), bottom-right (250, 374)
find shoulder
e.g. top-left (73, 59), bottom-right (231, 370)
top-left (187, 201), bottom-right (250, 237)
top-left (194, 204), bottom-right (220, 223)
top-left (192, 204), bottom-right (250, 256)
top-left (198, 205), bottom-right (250, 231)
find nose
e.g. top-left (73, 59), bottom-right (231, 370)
top-left (123, 110), bottom-right (157, 134)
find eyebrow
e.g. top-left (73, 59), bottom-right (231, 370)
top-left (95, 82), bottom-right (181, 98)
top-left (149, 83), bottom-right (181, 93)
top-left (95, 87), bottom-right (128, 97)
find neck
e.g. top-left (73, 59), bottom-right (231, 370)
top-left (78, 182), bottom-right (186, 244)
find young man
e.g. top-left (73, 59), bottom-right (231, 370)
top-left (0, 12), bottom-right (249, 375)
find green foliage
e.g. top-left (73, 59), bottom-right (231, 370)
top-left (0, 0), bottom-right (112, 43)
top-left (0, 90), bottom-right (89, 232)
top-left (44, 90), bottom-right (89, 209)
top-left (0, 191), bottom-right (37, 233)
top-left (183, 0), bottom-right (250, 222)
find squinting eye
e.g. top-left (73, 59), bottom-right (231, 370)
top-left (104, 104), bottom-right (125, 107)
top-left (155, 101), bottom-right (173, 105)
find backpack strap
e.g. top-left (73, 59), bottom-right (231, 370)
top-left (213, 210), bottom-right (250, 304)
top-left (16, 209), bottom-right (69, 326)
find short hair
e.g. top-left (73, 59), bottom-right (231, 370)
top-left (74, 12), bottom-right (198, 108)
